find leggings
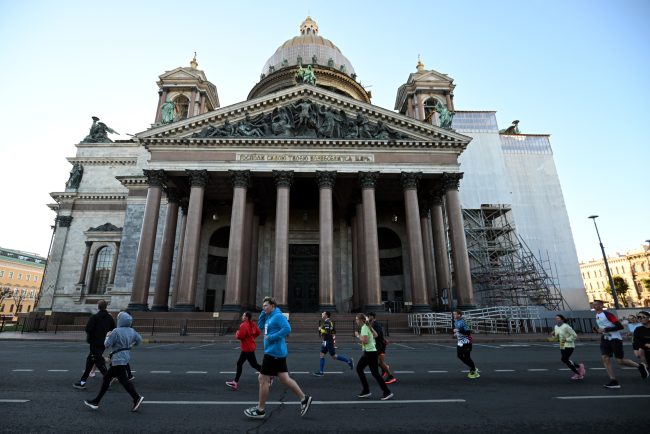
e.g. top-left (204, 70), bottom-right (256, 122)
top-left (457, 344), bottom-right (476, 371)
top-left (92, 365), bottom-right (140, 403)
top-left (560, 348), bottom-right (580, 374)
top-left (356, 351), bottom-right (390, 395)
top-left (235, 351), bottom-right (262, 382)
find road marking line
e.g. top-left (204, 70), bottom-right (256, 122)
top-left (47, 369), bottom-right (69, 372)
top-left (145, 344), bottom-right (177, 349)
top-left (220, 371), bottom-right (236, 374)
top-left (143, 399), bottom-right (466, 405)
top-left (494, 369), bottom-right (515, 372)
top-left (500, 344), bottom-right (530, 347)
top-left (150, 371), bottom-right (171, 374)
top-left (556, 395), bottom-right (650, 400)
top-left (186, 371), bottom-right (208, 374)
top-left (426, 344), bottom-right (457, 349)
top-left (189, 344), bottom-right (215, 349)
top-left (527, 369), bottom-right (548, 372)
top-left (588, 368), bottom-right (606, 370)
top-left (558, 368), bottom-right (571, 371)
top-left (428, 370), bottom-right (449, 373)
top-left (394, 371), bottom-right (414, 374)
top-left (11, 369), bottom-right (33, 372)
top-left (288, 371), bottom-right (309, 374)
top-left (473, 344), bottom-right (501, 349)
top-left (0, 399), bottom-right (30, 403)
top-left (393, 343), bottom-right (416, 349)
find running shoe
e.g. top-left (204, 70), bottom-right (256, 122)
top-left (638, 363), bottom-right (649, 380)
top-left (385, 375), bottom-right (397, 384)
top-left (357, 392), bottom-right (372, 399)
top-left (300, 395), bottom-right (312, 417)
top-left (578, 363), bottom-right (586, 377)
top-left (312, 371), bottom-right (324, 377)
top-left (467, 370), bottom-right (480, 379)
top-left (132, 396), bottom-right (144, 412)
top-left (570, 373), bottom-right (583, 380)
top-left (225, 380), bottom-right (239, 390)
top-left (83, 400), bottom-right (99, 410)
top-left (128, 375), bottom-right (135, 381)
top-left (380, 392), bottom-right (394, 401)
top-left (89, 371), bottom-right (96, 378)
top-left (73, 382), bottom-right (86, 390)
top-left (244, 407), bottom-right (266, 419)
top-left (604, 380), bottom-right (621, 389)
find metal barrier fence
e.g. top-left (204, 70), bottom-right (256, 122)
top-left (407, 306), bottom-right (599, 335)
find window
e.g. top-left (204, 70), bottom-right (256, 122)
top-left (26, 274), bottom-right (30, 281)
top-left (89, 246), bottom-right (113, 295)
top-left (34, 276), bottom-right (38, 282)
top-left (0, 270), bottom-right (4, 277)
top-left (9, 304), bottom-right (14, 312)
top-left (17, 273), bottom-right (22, 280)
top-left (8, 272), bottom-right (13, 278)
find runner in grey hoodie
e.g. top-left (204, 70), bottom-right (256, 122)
top-left (84, 312), bottom-right (144, 412)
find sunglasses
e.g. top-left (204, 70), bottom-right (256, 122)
top-left (638, 316), bottom-right (650, 320)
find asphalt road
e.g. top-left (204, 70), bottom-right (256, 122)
top-left (1, 340), bottom-right (648, 433)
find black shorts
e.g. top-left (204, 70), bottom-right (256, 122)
top-left (320, 339), bottom-right (336, 356)
top-left (376, 341), bottom-right (386, 355)
top-left (260, 354), bottom-right (289, 376)
top-left (600, 338), bottom-right (624, 359)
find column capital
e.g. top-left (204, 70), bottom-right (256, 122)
top-left (164, 187), bottom-right (181, 204)
top-left (401, 172), bottom-right (422, 190)
top-left (429, 186), bottom-right (445, 205)
top-left (359, 171), bottom-right (379, 189)
top-left (186, 169), bottom-right (209, 187)
top-left (316, 171), bottom-right (337, 189)
top-left (273, 170), bottom-right (294, 188)
top-left (85, 241), bottom-right (93, 247)
top-left (229, 170), bottom-right (251, 189)
top-left (441, 172), bottom-right (464, 192)
top-left (143, 169), bottom-right (167, 187)
top-left (56, 215), bottom-right (73, 227)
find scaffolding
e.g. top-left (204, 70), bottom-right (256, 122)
top-left (463, 204), bottom-right (566, 310)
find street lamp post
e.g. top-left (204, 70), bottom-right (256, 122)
top-left (588, 215), bottom-right (620, 309)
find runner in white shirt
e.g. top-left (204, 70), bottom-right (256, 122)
top-left (593, 300), bottom-right (648, 388)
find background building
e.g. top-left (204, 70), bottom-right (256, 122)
top-left (0, 247), bottom-right (46, 320)
top-left (38, 17), bottom-right (587, 314)
top-left (580, 245), bottom-right (650, 307)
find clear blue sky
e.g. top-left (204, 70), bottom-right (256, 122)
top-left (0, 0), bottom-right (648, 262)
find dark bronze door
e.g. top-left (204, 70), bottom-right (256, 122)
top-left (288, 244), bottom-right (319, 312)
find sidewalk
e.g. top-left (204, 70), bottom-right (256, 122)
top-left (0, 330), bottom-right (603, 344)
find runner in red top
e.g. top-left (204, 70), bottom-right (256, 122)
top-left (226, 312), bottom-right (262, 390)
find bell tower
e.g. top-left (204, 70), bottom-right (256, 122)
top-left (154, 54), bottom-right (220, 125)
top-left (394, 57), bottom-right (455, 126)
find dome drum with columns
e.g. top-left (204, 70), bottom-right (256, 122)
top-left (38, 17), bottom-right (588, 316)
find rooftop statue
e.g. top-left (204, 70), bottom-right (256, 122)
top-left (499, 120), bottom-right (521, 135)
top-left (65, 162), bottom-right (83, 189)
top-left (161, 100), bottom-right (176, 124)
top-left (82, 116), bottom-right (118, 143)
top-left (434, 101), bottom-right (454, 130)
top-left (295, 64), bottom-right (317, 85)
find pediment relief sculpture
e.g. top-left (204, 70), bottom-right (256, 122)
top-left (191, 99), bottom-right (409, 140)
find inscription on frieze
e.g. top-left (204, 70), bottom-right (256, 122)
top-left (236, 153), bottom-right (374, 163)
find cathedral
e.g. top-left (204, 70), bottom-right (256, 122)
top-left (38, 17), bottom-right (587, 314)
